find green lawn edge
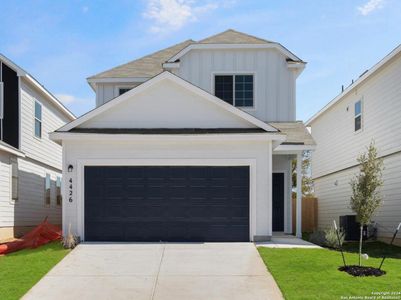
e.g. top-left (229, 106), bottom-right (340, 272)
top-left (258, 241), bottom-right (401, 300)
top-left (0, 241), bottom-right (70, 300)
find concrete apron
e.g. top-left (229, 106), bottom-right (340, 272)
top-left (23, 242), bottom-right (283, 300)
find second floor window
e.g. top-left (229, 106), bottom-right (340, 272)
top-left (354, 100), bottom-right (362, 132)
top-left (214, 75), bottom-right (254, 107)
top-left (34, 101), bottom-right (42, 138)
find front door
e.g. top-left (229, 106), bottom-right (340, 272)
top-left (272, 173), bottom-right (285, 232)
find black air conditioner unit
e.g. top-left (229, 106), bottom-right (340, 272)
top-left (339, 215), bottom-right (370, 241)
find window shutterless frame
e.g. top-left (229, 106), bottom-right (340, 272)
top-left (34, 100), bottom-right (42, 138)
top-left (11, 158), bottom-right (18, 202)
top-left (45, 173), bottom-right (51, 206)
top-left (354, 100), bottom-right (362, 132)
top-left (212, 73), bottom-right (255, 109)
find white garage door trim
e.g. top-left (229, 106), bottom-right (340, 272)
top-left (76, 158), bottom-right (257, 241)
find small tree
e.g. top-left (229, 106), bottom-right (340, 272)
top-left (350, 141), bottom-right (383, 266)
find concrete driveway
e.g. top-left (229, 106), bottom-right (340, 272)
top-left (23, 243), bottom-right (283, 300)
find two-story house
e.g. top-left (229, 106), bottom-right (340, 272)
top-left (307, 45), bottom-right (401, 245)
top-left (50, 30), bottom-right (315, 242)
top-left (0, 54), bottom-right (75, 240)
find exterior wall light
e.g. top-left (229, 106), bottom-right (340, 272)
top-left (68, 165), bottom-right (73, 172)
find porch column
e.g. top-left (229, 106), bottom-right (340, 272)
top-left (296, 152), bottom-right (302, 238)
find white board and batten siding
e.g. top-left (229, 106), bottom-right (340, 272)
top-left (175, 49), bottom-right (297, 122)
top-left (94, 49), bottom-right (297, 123)
top-left (309, 51), bottom-right (401, 238)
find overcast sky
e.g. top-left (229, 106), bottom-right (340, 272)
top-left (0, 0), bottom-right (400, 120)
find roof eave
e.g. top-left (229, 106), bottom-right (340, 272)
top-left (306, 44), bottom-right (401, 125)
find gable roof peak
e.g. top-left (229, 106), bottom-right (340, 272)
top-left (198, 29), bottom-right (274, 44)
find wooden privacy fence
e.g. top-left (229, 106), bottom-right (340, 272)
top-left (292, 197), bottom-right (318, 233)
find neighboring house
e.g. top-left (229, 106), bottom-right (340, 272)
top-left (307, 45), bottom-right (401, 245)
top-left (0, 54), bottom-right (75, 240)
top-left (51, 30), bottom-right (315, 242)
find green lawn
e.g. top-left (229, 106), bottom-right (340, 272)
top-left (258, 242), bottom-right (401, 300)
top-left (0, 242), bottom-right (69, 300)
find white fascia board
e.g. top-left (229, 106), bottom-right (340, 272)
top-left (287, 62), bottom-right (306, 78)
top-left (87, 77), bottom-right (150, 91)
top-left (49, 131), bottom-right (287, 143)
top-left (274, 144), bottom-right (316, 153)
top-left (87, 77), bottom-right (150, 84)
top-left (0, 54), bottom-right (27, 76)
top-left (162, 62), bottom-right (180, 69)
top-left (58, 71), bottom-right (278, 133)
top-left (167, 44), bottom-right (304, 63)
top-left (306, 44), bottom-right (401, 125)
top-left (0, 143), bottom-right (25, 157)
top-left (24, 75), bottom-right (76, 121)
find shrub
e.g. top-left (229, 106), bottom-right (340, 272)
top-left (62, 224), bottom-right (80, 249)
top-left (309, 230), bottom-right (326, 246)
top-left (308, 228), bottom-right (345, 249)
top-left (324, 227), bottom-right (345, 249)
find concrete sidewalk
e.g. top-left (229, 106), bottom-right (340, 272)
top-left (23, 243), bottom-right (283, 300)
top-left (256, 235), bottom-right (322, 249)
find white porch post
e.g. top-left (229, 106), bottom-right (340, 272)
top-left (296, 151), bottom-right (302, 238)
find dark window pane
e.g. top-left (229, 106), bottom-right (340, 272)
top-left (35, 101), bottom-right (42, 120)
top-left (119, 88), bottom-right (131, 95)
top-left (35, 119), bottom-right (41, 138)
top-left (214, 76), bottom-right (233, 104)
top-left (234, 75), bottom-right (253, 107)
top-left (355, 115), bottom-right (361, 131)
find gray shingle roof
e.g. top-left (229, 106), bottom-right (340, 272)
top-left (88, 30), bottom-right (282, 80)
top-left (269, 122), bottom-right (316, 146)
top-left (88, 40), bottom-right (194, 79)
top-left (198, 29), bottom-right (273, 44)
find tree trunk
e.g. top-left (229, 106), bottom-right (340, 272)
top-left (359, 225), bottom-right (363, 266)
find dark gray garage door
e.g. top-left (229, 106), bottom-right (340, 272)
top-left (84, 166), bottom-right (249, 242)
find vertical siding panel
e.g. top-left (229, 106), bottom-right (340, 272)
top-left (176, 48), bottom-right (295, 122)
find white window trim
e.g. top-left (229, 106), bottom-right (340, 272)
top-left (114, 86), bottom-right (134, 97)
top-left (10, 158), bottom-right (18, 204)
top-left (354, 99), bottom-right (363, 134)
top-left (211, 72), bottom-right (256, 110)
top-left (34, 99), bottom-right (42, 139)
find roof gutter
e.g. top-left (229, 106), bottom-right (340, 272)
top-left (49, 131), bottom-right (287, 145)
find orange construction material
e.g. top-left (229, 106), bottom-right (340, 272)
top-left (0, 218), bottom-right (62, 255)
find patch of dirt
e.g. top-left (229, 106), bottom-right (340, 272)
top-left (338, 265), bottom-right (386, 277)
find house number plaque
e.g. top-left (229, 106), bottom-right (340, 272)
top-left (68, 178), bottom-right (73, 203)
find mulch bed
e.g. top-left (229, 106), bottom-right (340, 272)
top-left (338, 265), bottom-right (386, 277)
